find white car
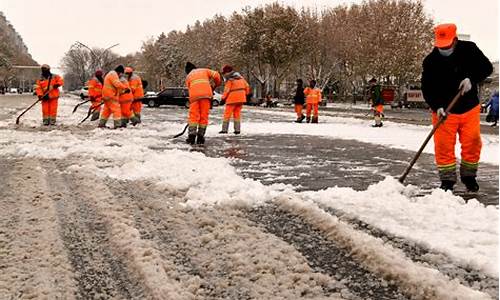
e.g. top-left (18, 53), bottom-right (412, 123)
top-left (78, 87), bottom-right (89, 99)
top-left (9, 88), bottom-right (18, 93)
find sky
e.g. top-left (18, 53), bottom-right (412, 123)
top-left (0, 0), bottom-right (498, 71)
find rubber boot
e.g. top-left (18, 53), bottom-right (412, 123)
top-left (121, 119), bottom-right (128, 128)
top-left (135, 113), bottom-right (142, 123)
top-left (219, 121), bottom-right (229, 134)
top-left (311, 116), bottom-right (318, 123)
top-left (113, 119), bottom-right (123, 129)
top-left (49, 118), bottom-right (56, 126)
top-left (461, 176), bottom-right (479, 192)
top-left (42, 118), bottom-right (50, 126)
top-left (306, 116), bottom-right (311, 123)
top-left (98, 118), bottom-right (107, 128)
top-left (186, 134), bottom-right (196, 145)
top-left (196, 127), bottom-right (206, 145)
top-left (130, 115), bottom-right (140, 126)
top-left (234, 120), bottom-right (241, 134)
top-left (440, 180), bottom-right (455, 191)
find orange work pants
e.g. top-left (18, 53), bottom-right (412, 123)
top-left (432, 105), bottom-right (482, 181)
top-left (120, 100), bottom-right (134, 121)
top-left (41, 98), bottom-right (58, 124)
top-left (306, 103), bottom-right (319, 118)
top-left (188, 99), bottom-right (211, 135)
top-left (223, 103), bottom-right (243, 121)
top-left (295, 104), bottom-right (303, 118)
top-left (131, 100), bottom-right (142, 116)
top-left (100, 98), bottom-right (122, 127)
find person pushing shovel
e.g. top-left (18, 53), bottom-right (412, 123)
top-left (35, 64), bottom-right (64, 126)
top-left (421, 23), bottom-right (492, 192)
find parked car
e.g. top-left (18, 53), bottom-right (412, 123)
top-left (9, 88), bottom-right (18, 93)
top-left (143, 87), bottom-right (221, 108)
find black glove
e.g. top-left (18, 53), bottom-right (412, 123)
top-left (124, 88), bottom-right (131, 93)
top-left (53, 84), bottom-right (60, 89)
top-left (42, 94), bottom-right (49, 100)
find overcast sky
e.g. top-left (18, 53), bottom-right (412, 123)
top-left (0, 0), bottom-right (498, 71)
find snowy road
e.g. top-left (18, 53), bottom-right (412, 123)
top-left (0, 95), bottom-right (497, 299)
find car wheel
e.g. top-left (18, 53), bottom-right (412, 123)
top-left (148, 99), bottom-right (156, 108)
top-left (212, 100), bottom-right (219, 107)
top-left (185, 100), bottom-right (190, 108)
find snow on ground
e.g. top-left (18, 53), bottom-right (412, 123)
top-left (230, 109), bottom-right (499, 165)
top-left (1, 96), bottom-right (498, 279)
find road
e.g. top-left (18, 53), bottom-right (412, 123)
top-left (0, 94), bottom-right (497, 299)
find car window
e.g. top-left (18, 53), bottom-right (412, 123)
top-left (160, 89), bottom-right (174, 97)
top-left (173, 89), bottom-right (184, 97)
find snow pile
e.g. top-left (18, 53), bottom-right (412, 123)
top-left (301, 177), bottom-right (499, 277)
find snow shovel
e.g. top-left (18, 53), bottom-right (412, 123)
top-left (79, 102), bottom-right (103, 124)
top-left (16, 76), bottom-right (52, 125)
top-left (398, 89), bottom-right (463, 184)
top-left (173, 124), bottom-right (189, 138)
top-left (72, 99), bottom-right (91, 113)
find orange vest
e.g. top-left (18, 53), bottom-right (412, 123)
top-left (35, 74), bottom-right (64, 99)
top-left (222, 75), bottom-right (250, 105)
top-left (185, 68), bottom-right (222, 102)
top-left (304, 87), bottom-right (322, 104)
top-left (102, 71), bottom-right (127, 101)
top-left (128, 74), bottom-right (144, 99)
top-left (119, 77), bottom-right (133, 102)
top-left (87, 77), bottom-right (103, 101)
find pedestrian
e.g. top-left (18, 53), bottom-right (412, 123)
top-left (368, 78), bottom-right (384, 127)
top-left (421, 23), bottom-right (493, 192)
top-left (219, 64), bottom-right (250, 134)
top-left (98, 65), bottom-right (129, 129)
top-left (294, 79), bottom-right (305, 123)
top-left (304, 79), bottom-right (321, 123)
top-left (125, 67), bottom-right (144, 123)
top-left (118, 73), bottom-right (139, 127)
top-left (87, 69), bottom-right (104, 121)
top-left (35, 64), bottom-right (64, 126)
top-left (484, 91), bottom-right (499, 127)
top-left (185, 62), bottom-right (222, 145)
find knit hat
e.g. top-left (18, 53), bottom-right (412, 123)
top-left (115, 65), bottom-right (125, 74)
top-left (95, 69), bottom-right (103, 77)
top-left (222, 64), bottom-right (233, 74)
top-left (41, 64), bottom-right (50, 70)
top-left (185, 62), bottom-right (196, 74)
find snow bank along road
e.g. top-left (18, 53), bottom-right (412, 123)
top-left (0, 95), bottom-right (497, 299)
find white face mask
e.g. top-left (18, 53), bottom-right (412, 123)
top-left (438, 47), bottom-right (454, 57)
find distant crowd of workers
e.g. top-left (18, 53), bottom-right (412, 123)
top-left (32, 23), bottom-right (493, 193)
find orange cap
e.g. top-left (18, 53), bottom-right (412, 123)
top-left (434, 23), bottom-right (457, 48)
top-left (125, 67), bottom-right (133, 73)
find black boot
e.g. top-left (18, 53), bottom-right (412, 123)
top-left (306, 116), bottom-right (311, 123)
top-left (196, 135), bottom-right (205, 145)
top-left (439, 180), bottom-right (455, 191)
top-left (186, 134), bottom-right (196, 145)
top-left (461, 176), bottom-right (479, 192)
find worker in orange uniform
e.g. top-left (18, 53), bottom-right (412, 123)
top-left (35, 64), bottom-right (64, 126)
top-left (304, 79), bottom-right (322, 123)
top-left (185, 62), bottom-right (222, 144)
top-left (118, 74), bottom-right (139, 127)
top-left (98, 65), bottom-right (129, 129)
top-left (421, 23), bottom-right (493, 192)
top-left (125, 67), bottom-right (144, 123)
top-left (219, 65), bottom-right (250, 134)
top-left (87, 69), bottom-right (104, 121)
top-left (368, 78), bottom-right (384, 127)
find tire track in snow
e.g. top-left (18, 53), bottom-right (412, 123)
top-left (318, 205), bottom-right (499, 299)
top-left (43, 159), bottom-right (146, 299)
top-left (105, 179), bottom-right (344, 300)
top-left (246, 204), bottom-right (409, 300)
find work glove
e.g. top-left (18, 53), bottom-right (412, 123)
top-left (41, 94), bottom-right (49, 101)
top-left (459, 78), bottom-right (472, 95)
top-left (437, 107), bottom-right (447, 119)
top-left (53, 84), bottom-right (60, 89)
top-left (123, 88), bottom-right (131, 94)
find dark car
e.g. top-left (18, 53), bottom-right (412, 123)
top-left (143, 87), bottom-right (221, 108)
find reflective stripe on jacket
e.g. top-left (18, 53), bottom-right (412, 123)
top-left (128, 74), bottom-right (144, 99)
top-left (222, 75), bottom-right (250, 105)
top-left (102, 71), bottom-right (127, 101)
top-left (87, 77), bottom-right (103, 100)
top-left (185, 68), bottom-right (222, 102)
top-left (304, 87), bottom-right (322, 104)
top-left (35, 74), bottom-right (64, 99)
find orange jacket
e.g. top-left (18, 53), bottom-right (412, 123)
top-left (128, 74), bottom-right (144, 100)
top-left (304, 87), bottom-right (322, 104)
top-left (185, 68), bottom-right (222, 102)
top-left (119, 76), bottom-right (133, 102)
top-left (102, 71), bottom-right (128, 101)
top-left (87, 77), bottom-right (103, 101)
top-left (222, 73), bottom-right (250, 105)
top-left (35, 74), bottom-right (64, 99)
